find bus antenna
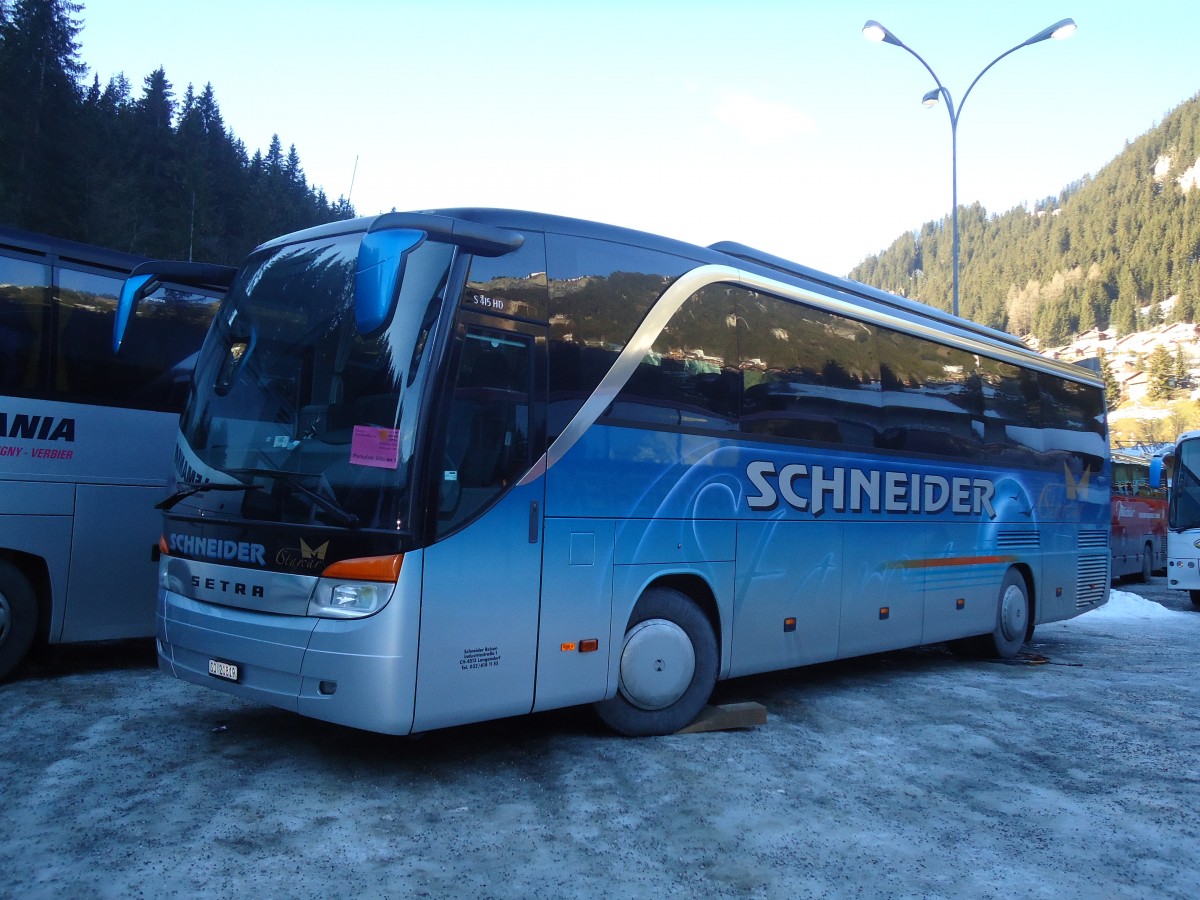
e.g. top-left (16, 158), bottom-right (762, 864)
top-left (347, 155), bottom-right (359, 205)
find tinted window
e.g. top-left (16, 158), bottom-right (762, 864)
top-left (0, 254), bottom-right (49, 393)
top-left (437, 327), bottom-right (534, 536)
top-left (59, 268), bottom-right (219, 412)
top-left (546, 234), bottom-right (694, 437)
top-left (609, 283), bottom-right (738, 430)
top-left (876, 328), bottom-right (983, 458)
top-left (979, 355), bottom-right (1041, 460)
top-left (739, 291), bottom-right (880, 447)
top-left (1040, 372), bottom-right (1107, 472)
top-left (460, 233), bottom-right (548, 322)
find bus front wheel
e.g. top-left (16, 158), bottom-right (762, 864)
top-left (0, 561), bottom-right (38, 681)
top-left (593, 587), bottom-right (717, 736)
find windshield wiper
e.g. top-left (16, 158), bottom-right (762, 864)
top-left (156, 482), bottom-right (263, 511)
top-left (227, 468), bottom-right (360, 528)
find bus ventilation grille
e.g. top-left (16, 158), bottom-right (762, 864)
top-left (1077, 529), bottom-right (1109, 550)
top-left (996, 530), bottom-right (1040, 550)
top-left (1076, 555), bottom-right (1109, 609)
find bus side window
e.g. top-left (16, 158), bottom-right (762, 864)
top-left (876, 328), bottom-right (984, 459)
top-left (739, 293), bottom-right (880, 448)
top-left (979, 356), bottom-right (1041, 462)
top-left (0, 254), bottom-right (49, 393)
top-left (56, 267), bottom-right (219, 412)
top-left (546, 234), bottom-right (694, 439)
top-left (1040, 372), bottom-right (1106, 472)
top-left (437, 327), bottom-right (533, 536)
top-left (609, 284), bottom-right (739, 431)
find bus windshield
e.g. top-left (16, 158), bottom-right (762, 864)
top-left (1170, 438), bottom-right (1200, 532)
top-left (174, 230), bottom-right (455, 535)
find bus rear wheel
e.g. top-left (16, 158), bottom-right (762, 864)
top-left (0, 561), bottom-right (38, 681)
top-left (1190, 590), bottom-right (1200, 609)
top-left (954, 569), bottom-right (1030, 660)
top-left (984, 569), bottom-right (1030, 659)
top-left (593, 587), bottom-right (717, 737)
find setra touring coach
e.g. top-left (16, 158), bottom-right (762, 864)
top-left (117, 209), bottom-right (1110, 736)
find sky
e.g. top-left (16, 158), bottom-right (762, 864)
top-left (75, 1), bottom-right (1200, 276)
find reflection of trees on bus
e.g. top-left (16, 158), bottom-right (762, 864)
top-left (546, 264), bottom-right (1105, 474)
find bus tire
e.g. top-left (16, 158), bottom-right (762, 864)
top-left (0, 561), bottom-right (38, 682)
top-left (593, 587), bottom-right (717, 737)
top-left (1138, 543), bottom-right (1153, 583)
top-left (982, 569), bottom-right (1030, 659)
top-left (953, 569), bottom-right (1029, 659)
top-left (1190, 590), bottom-right (1200, 609)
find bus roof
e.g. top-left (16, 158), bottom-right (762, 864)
top-left (0, 224), bottom-right (147, 274)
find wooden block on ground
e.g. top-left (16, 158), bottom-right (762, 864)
top-left (675, 702), bottom-right (768, 734)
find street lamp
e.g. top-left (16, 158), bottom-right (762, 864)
top-left (863, 17), bottom-right (1076, 318)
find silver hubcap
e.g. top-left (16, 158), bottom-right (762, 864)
top-left (999, 583), bottom-right (1027, 642)
top-left (618, 618), bottom-right (696, 710)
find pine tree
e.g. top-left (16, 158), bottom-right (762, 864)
top-left (1146, 346), bottom-right (1175, 401)
top-left (1174, 346), bottom-right (1193, 391)
top-left (1100, 350), bottom-right (1121, 410)
top-left (0, 0), bottom-right (86, 233)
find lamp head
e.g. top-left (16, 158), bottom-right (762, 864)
top-left (921, 89), bottom-right (941, 108)
top-left (1050, 19), bottom-right (1077, 39)
top-left (862, 20), bottom-right (903, 47)
top-left (1025, 18), bottom-right (1077, 45)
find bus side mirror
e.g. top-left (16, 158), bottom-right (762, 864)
top-left (355, 229), bottom-right (424, 336)
top-left (113, 273), bottom-right (160, 353)
top-left (1150, 457), bottom-right (1164, 489)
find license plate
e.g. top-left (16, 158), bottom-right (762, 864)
top-left (208, 659), bottom-right (239, 682)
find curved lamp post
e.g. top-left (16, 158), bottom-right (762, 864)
top-left (863, 18), bottom-right (1076, 317)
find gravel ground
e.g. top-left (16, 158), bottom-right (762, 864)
top-left (2, 577), bottom-right (1199, 899)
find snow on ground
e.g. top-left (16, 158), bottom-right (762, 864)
top-left (3, 588), bottom-right (1200, 898)
top-left (1091, 588), bottom-right (1189, 621)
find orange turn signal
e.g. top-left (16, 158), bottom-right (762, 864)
top-left (321, 554), bottom-right (404, 582)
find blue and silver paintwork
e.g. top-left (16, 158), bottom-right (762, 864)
top-left (153, 209), bottom-right (1109, 735)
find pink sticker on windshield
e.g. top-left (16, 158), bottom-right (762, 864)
top-left (350, 426), bottom-right (400, 469)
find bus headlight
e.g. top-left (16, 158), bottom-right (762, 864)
top-left (308, 581), bottom-right (392, 618)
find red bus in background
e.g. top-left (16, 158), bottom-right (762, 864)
top-left (1111, 450), bottom-right (1167, 581)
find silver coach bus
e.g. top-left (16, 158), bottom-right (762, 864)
top-left (0, 227), bottom-right (222, 679)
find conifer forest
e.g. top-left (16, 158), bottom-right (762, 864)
top-left (3, 1), bottom-right (1200, 350)
top-left (0, 0), bottom-right (354, 265)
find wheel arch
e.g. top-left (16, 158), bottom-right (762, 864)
top-left (638, 572), bottom-right (723, 673)
top-left (0, 549), bottom-right (53, 642)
